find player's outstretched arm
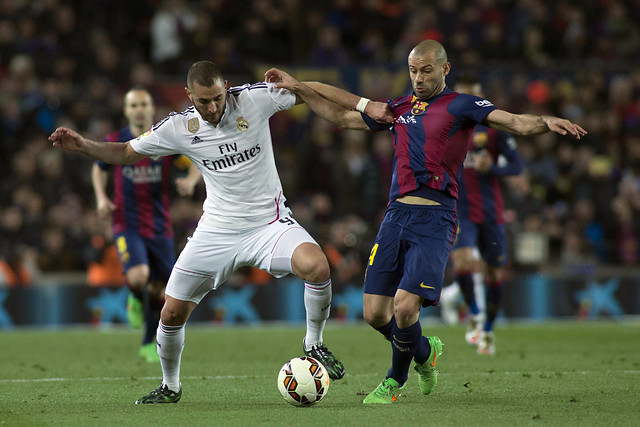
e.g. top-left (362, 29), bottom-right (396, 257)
top-left (265, 68), bottom-right (384, 130)
top-left (485, 110), bottom-right (587, 139)
top-left (303, 81), bottom-right (393, 124)
top-left (49, 127), bottom-right (146, 164)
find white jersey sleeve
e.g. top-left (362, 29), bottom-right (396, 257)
top-left (231, 82), bottom-right (296, 119)
top-left (129, 114), bottom-right (181, 159)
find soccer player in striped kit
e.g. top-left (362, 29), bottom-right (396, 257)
top-left (91, 87), bottom-right (201, 363)
top-left (451, 73), bottom-right (524, 355)
top-left (51, 61), bottom-right (345, 404)
top-left (266, 39), bottom-right (586, 404)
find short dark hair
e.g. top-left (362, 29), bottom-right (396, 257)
top-left (187, 61), bottom-right (224, 90)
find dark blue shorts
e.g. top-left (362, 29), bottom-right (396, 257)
top-left (114, 231), bottom-right (176, 281)
top-left (453, 216), bottom-right (507, 266)
top-left (363, 202), bottom-right (457, 306)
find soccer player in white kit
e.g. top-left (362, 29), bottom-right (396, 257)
top-left (49, 61), bottom-right (345, 404)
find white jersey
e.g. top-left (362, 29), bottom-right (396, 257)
top-left (129, 82), bottom-right (296, 230)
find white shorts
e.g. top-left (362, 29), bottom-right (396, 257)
top-left (166, 215), bottom-right (318, 304)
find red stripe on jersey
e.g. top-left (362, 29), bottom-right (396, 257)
top-left (161, 158), bottom-right (173, 238)
top-left (112, 165), bottom-right (126, 234)
top-left (135, 159), bottom-right (154, 238)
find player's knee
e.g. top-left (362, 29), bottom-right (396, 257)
top-left (126, 266), bottom-right (150, 290)
top-left (293, 247), bottom-right (330, 283)
top-left (306, 259), bottom-right (330, 283)
top-left (485, 266), bottom-right (504, 283)
top-left (362, 306), bottom-right (388, 328)
top-left (393, 300), bottom-right (421, 327)
top-left (160, 305), bottom-right (188, 326)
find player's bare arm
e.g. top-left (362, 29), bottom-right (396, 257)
top-left (50, 127), bottom-right (147, 164)
top-left (485, 110), bottom-right (587, 139)
top-left (90, 163), bottom-right (117, 218)
top-left (265, 68), bottom-right (369, 130)
top-left (303, 81), bottom-right (394, 124)
top-left (175, 162), bottom-right (202, 197)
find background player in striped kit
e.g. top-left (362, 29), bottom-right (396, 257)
top-left (265, 39), bottom-right (586, 404)
top-left (450, 73), bottom-right (523, 355)
top-left (91, 87), bottom-right (201, 362)
top-left (51, 61), bottom-right (346, 404)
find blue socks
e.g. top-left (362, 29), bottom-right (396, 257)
top-left (458, 273), bottom-right (479, 316)
top-left (374, 316), bottom-right (396, 341)
top-left (387, 320), bottom-right (423, 386)
top-left (484, 281), bottom-right (504, 331)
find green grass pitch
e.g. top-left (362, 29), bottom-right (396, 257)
top-left (1, 321), bottom-right (638, 426)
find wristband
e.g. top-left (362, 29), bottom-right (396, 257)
top-left (356, 97), bottom-right (370, 113)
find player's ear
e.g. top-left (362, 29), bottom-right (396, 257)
top-left (443, 62), bottom-right (451, 77)
top-left (224, 80), bottom-right (228, 90)
top-left (185, 86), bottom-right (191, 98)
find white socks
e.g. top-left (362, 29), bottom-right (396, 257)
top-left (156, 322), bottom-right (185, 392)
top-left (303, 279), bottom-right (332, 349)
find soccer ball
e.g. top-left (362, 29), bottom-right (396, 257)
top-left (277, 356), bottom-right (330, 406)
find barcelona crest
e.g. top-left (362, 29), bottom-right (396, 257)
top-left (411, 100), bottom-right (427, 115)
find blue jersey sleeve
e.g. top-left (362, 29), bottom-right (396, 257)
top-left (447, 93), bottom-right (497, 124)
top-left (490, 131), bottom-right (523, 176)
top-left (360, 99), bottom-right (393, 132)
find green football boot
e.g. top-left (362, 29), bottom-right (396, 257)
top-left (139, 342), bottom-right (160, 363)
top-left (414, 336), bottom-right (443, 395)
top-left (363, 378), bottom-right (405, 404)
top-left (127, 293), bottom-right (143, 329)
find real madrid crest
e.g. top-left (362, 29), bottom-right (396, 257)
top-left (411, 100), bottom-right (427, 116)
top-left (236, 117), bottom-right (249, 132)
top-left (188, 117), bottom-right (200, 133)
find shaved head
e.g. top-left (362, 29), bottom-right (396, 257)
top-left (409, 40), bottom-right (448, 65)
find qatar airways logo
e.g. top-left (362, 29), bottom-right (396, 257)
top-left (394, 115), bottom-right (417, 125)
top-left (200, 142), bottom-right (261, 172)
top-left (122, 164), bottom-right (163, 183)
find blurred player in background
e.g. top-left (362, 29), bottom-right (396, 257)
top-left (53, 61), bottom-right (346, 404)
top-left (91, 87), bottom-right (201, 363)
top-left (265, 39), bottom-right (586, 404)
top-left (439, 247), bottom-right (484, 326)
top-left (449, 73), bottom-right (523, 355)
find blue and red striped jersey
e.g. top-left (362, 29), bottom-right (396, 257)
top-left (362, 88), bottom-right (496, 206)
top-left (458, 125), bottom-right (522, 224)
top-left (96, 127), bottom-right (174, 239)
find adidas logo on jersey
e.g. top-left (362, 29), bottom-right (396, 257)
top-left (191, 135), bottom-right (202, 145)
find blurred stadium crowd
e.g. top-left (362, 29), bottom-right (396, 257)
top-left (1, 0), bottom-right (640, 288)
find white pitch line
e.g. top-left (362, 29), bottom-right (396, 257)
top-left (1, 370), bottom-right (638, 384)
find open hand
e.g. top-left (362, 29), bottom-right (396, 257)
top-left (543, 117), bottom-right (587, 140)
